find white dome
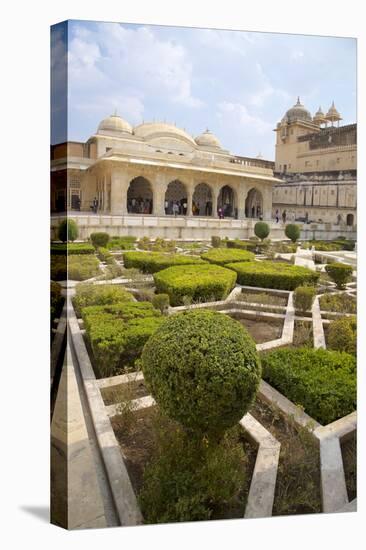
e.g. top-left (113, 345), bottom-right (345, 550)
top-left (133, 122), bottom-right (196, 145)
top-left (97, 114), bottom-right (133, 135)
top-left (195, 129), bottom-right (221, 148)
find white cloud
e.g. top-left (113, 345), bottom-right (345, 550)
top-left (291, 50), bottom-right (305, 61)
top-left (217, 101), bottom-right (273, 136)
top-left (247, 63), bottom-right (291, 107)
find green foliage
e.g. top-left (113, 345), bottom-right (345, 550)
top-left (308, 240), bottom-right (355, 252)
top-left (153, 264), bottom-right (237, 306)
top-left (325, 262), bottom-right (353, 289)
top-left (139, 418), bottom-right (247, 523)
top-left (201, 248), bottom-right (255, 266)
top-left (141, 310), bottom-right (261, 437)
top-left (68, 255), bottom-right (101, 281)
top-left (293, 286), bottom-right (316, 313)
top-left (73, 283), bottom-right (133, 316)
top-left (211, 236), bottom-right (221, 248)
top-left (152, 293), bottom-right (170, 313)
top-left (285, 224), bottom-right (301, 243)
top-left (51, 281), bottom-right (63, 323)
top-left (137, 236), bottom-right (176, 252)
top-left (319, 293), bottom-right (356, 314)
top-left (97, 247), bottom-right (115, 264)
top-left (254, 221), bottom-right (270, 241)
top-left (106, 236), bottom-right (136, 250)
top-left (261, 348), bottom-right (356, 425)
top-left (123, 251), bottom-right (206, 273)
top-left (226, 239), bottom-right (258, 252)
top-left (327, 316), bottom-right (357, 355)
top-left (90, 232), bottom-right (110, 248)
top-left (83, 301), bottom-right (164, 377)
top-left (226, 261), bottom-right (319, 290)
top-left (58, 218), bottom-right (79, 242)
top-left (51, 243), bottom-right (95, 255)
top-left (51, 255), bottom-right (67, 281)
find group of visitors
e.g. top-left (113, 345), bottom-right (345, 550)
top-left (274, 209), bottom-right (297, 223)
top-left (127, 197), bottom-right (153, 214)
top-left (165, 198), bottom-right (188, 215)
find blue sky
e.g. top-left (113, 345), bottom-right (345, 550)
top-left (51, 20), bottom-right (356, 159)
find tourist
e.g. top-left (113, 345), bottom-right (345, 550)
top-left (275, 209), bottom-right (279, 223)
top-left (251, 205), bottom-right (255, 218)
top-left (218, 206), bottom-right (224, 219)
top-left (282, 209), bottom-right (287, 223)
top-left (172, 202), bottom-right (179, 216)
top-left (93, 197), bottom-right (98, 213)
top-left (183, 199), bottom-right (188, 215)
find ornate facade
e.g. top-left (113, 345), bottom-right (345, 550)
top-left (272, 98), bottom-right (357, 227)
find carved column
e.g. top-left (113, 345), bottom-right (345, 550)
top-left (237, 180), bottom-right (248, 220)
top-left (110, 168), bottom-right (129, 215)
top-left (262, 185), bottom-right (273, 221)
top-left (153, 171), bottom-right (168, 216)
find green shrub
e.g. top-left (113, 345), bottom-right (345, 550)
top-left (201, 248), bottom-right (254, 266)
top-left (261, 348), bottom-right (356, 425)
top-left (319, 293), bottom-right (356, 314)
top-left (254, 221), bottom-right (270, 241)
top-left (51, 243), bottom-right (95, 255)
top-left (68, 255), bottom-right (101, 281)
top-left (97, 247), bottom-right (115, 264)
top-left (211, 236), bottom-right (221, 248)
top-left (293, 286), bottom-right (317, 313)
top-left (327, 316), bottom-right (357, 355)
top-left (139, 418), bottom-right (247, 523)
top-left (90, 232), bottom-right (110, 248)
top-left (137, 236), bottom-right (152, 250)
top-left (123, 251), bottom-right (207, 273)
top-left (51, 255), bottom-right (67, 281)
top-left (226, 239), bottom-right (258, 252)
top-left (141, 310), bottom-right (261, 437)
top-left (83, 301), bottom-right (164, 377)
top-left (285, 224), bottom-right (301, 243)
top-left (308, 240), bottom-right (343, 252)
top-left (154, 264), bottom-right (237, 306)
top-left (226, 261), bottom-right (318, 290)
top-left (325, 262), bottom-right (353, 289)
top-left (152, 293), bottom-right (170, 313)
top-left (51, 281), bottom-right (63, 323)
top-left (106, 236), bottom-right (136, 251)
top-left (58, 218), bottom-right (78, 242)
top-left (73, 283), bottom-right (133, 316)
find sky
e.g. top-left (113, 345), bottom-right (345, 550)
top-left (51, 20), bottom-right (356, 159)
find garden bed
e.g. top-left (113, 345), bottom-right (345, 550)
top-left (238, 289), bottom-right (288, 307)
top-left (341, 433), bottom-right (357, 502)
top-left (319, 292), bottom-right (356, 314)
top-left (101, 379), bottom-right (149, 405)
top-left (110, 405), bottom-right (258, 521)
top-left (249, 398), bottom-right (321, 515)
top-left (227, 312), bottom-right (283, 344)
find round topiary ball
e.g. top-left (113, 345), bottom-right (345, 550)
top-left (254, 221), bottom-right (270, 241)
top-left (141, 310), bottom-right (261, 437)
top-left (58, 218), bottom-right (79, 242)
top-left (285, 223), bottom-right (301, 243)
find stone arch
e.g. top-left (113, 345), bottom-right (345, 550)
top-left (245, 187), bottom-right (263, 218)
top-left (165, 179), bottom-right (188, 215)
top-left (346, 213), bottom-right (354, 226)
top-left (192, 182), bottom-right (213, 216)
top-left (127, 176), bottom-right (153, 214)
top-left (217, 184), bottom-right (237, 218)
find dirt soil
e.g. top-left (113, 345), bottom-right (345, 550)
top-left (101, 379), bottom-right (148, 405)
top-left (229, 313), bottom-right (283, 343)
top-left (341, 433), bottom-right (357, 501)
top-left (249, 398), bottom-right (322, 516)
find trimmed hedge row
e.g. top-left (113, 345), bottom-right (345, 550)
top-left (51, 243), bottom-right (95, 255)
top-left (201, 248), bottom-right (255, 266)
top-left (123, 251), bottom-right (207, 273)
top-left (226, 261), bottom-right (319, 290)
top-left (73, 283), bottom-right (133, 316)
top-left (226, 239), bottom-right (258, 252)
top-left (154, 264), bottom-right (237, 306)
top-left (325, 262), bottom-right (353, 289)
top-left (261, 347), bottom-right (356, 425)
top-left (68, 255), bottom-right (101, 281)
top-left (82, 301), bottom-right (164, 377)
top-left (106, 236), bottom-right (136, 250)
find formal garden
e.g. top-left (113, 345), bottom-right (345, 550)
top-left (51, 218), bottom-right (357, 524)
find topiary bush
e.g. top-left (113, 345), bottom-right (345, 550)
top-left (211, 236), bottom-right (221, 248)
top-left (285, 224), bottom-right (301, 243)
top-left (293, 286), bottom-right (317, 313)
top-left (83, 301), bottom-right (164, 376)
top-left (123, 251), bottom-right (207, 273)
top-left (141, 309), bottom-right (261, 437)
top-left (154, 264), bottom-right (237, 306)
top-left (67, 255), bottom-right (101, 281)
top-left (73, 283), bottom-right (133, 316)
top-left (325, 262), bottom-right (353, 289)
top-left (226, 261), bottom-right (318, 290)
top-left (201, 248), bottom-right (255, 266)
top-left (152, 293), bottom-right (170, 314)
top-left (51, 243), bottom-right (95, 255)
top-left (327, 316), bottom-right (357, 356)
top-left (261, 347), bottom-right (356, 425)
top-left (254, 221), bottom-right (270, 241)
top-left (90, 232), bottom-right (110, 248)
top-left (226, 239), bottom-right (258, 252)
top-left (58, 218), bottom-right (79, 242)
top-left (97, 247), bottom-right (115, 264)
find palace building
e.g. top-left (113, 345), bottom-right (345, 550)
top-left (272, 98), bottom-right (357, 227)
top-left (51, 114), bottom-right (282, 237)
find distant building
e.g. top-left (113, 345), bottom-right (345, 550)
top-left (272, 98), bottom-right (356, 227)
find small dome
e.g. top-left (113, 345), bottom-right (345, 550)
top-left (133, 122), bottom-right (196, 145)
top-left (97, 114), bottom-right (133, 135)
top-left (195, 129), bottom-right (221, 148)
top-left (325, 101), bottom-right (342, 122)
top-left (313, 106), bottom-right (327, 125)
top-left (284, 97), bottom-right (312, 123)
